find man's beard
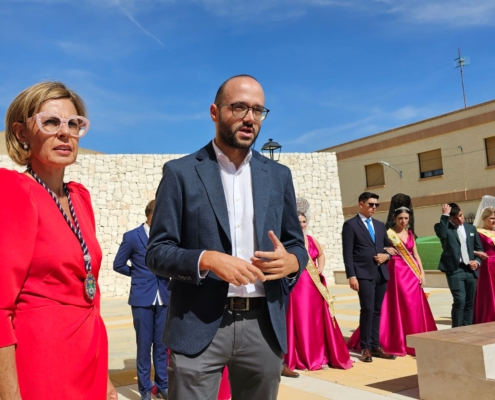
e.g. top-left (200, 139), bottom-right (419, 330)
top-left (218, 116), bottom-right (260, 149)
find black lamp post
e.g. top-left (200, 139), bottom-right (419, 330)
top-left (261, 138), bottom-right (282, 162)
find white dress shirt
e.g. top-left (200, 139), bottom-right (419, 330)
top-left (143, 223), bottom-right (163, 306)
top-left (359, 213), bottom-right (374, 233)
top-left (212, 140), bottom-right (264, 298)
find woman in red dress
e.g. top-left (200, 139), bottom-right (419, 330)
top-left (0, 82), bottom-right (116, 399)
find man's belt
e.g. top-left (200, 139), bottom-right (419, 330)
top-left (225, 297), bottom-right (265, 311)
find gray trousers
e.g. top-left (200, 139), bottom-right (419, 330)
top-left (168, 307), bottom-right (283, 400)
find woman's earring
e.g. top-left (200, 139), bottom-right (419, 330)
top-left (23, 142), bottom-right (29, 150)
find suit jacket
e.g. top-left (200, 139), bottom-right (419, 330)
top-left (342, 215), bottom-right (390, 280)
top-left (113, 224), bottom-right (170, 307)
top-left (146, 142), bottom-right (308, 355)
top-left (434, 215), bottom-right (483, 276)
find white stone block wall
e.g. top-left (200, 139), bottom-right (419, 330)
top-left (1, 152), bottom-right (343, 298)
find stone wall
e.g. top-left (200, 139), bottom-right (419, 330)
top-left (1, 152), bottom-right (344, 298)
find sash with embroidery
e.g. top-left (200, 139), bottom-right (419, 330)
top-left (477, 229), bottom-right (495, 245)
top-left (305, 245), bottom-right (337, 328)
top-left (387, 229), bottom-right (422, 281)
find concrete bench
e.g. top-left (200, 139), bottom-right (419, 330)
top-left (407, 322), bottom-right (495, 400)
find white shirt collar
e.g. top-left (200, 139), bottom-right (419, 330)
top-left (143, 223), bottom-right (150, 237)
top-left (212, 139), bottom-right (252, 172)
top-left (358, 213), bottom-right (371, 221)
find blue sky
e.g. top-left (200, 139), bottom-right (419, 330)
top-left (1, 0), bottom-right (494, 154)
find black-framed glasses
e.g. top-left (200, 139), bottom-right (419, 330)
top-left (367, 202), bottom-right (380, 208)
top-left (217, 102), bottom-right (270, 121)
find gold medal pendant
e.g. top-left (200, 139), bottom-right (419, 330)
top-left (84, 272), bottom-right (97, 300)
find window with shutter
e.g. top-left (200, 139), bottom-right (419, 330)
top-left (365, 163), bottom-right (385, 188)
top-left (485, 137), bottom-right (495, 167)
top-left (418, 149), bottom-right (443, 179)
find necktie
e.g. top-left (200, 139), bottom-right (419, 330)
top-left (365, 218), bottom-right (375, 243)
top-left (457, 226), bottom-right (470, 265)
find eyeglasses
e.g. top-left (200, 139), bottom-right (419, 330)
top-left (217, 102), bottom-right (270, 121)
top-left (27, 112), bottom-right (90, 137)
top-left (367, 202), bottom-right (380, 208)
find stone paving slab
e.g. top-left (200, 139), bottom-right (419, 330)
top-left (103, 285), bottom-right (453, 399)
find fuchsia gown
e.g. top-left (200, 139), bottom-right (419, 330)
top-left (347, 230), bottom-right (437, 356)
top-left (473, 232), bottom-right (495, 324)
top-left (284, 235), bottom-right (352, 370)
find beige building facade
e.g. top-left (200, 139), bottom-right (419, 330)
top-left (320, 99), bottom-right (495, 237)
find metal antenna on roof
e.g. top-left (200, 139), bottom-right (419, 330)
top-left (454, 47), bottom-right (470, 108)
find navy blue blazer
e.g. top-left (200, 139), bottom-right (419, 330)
top-left (342, 215), bottom-right (390, 281)
top-left (114, 224), bottom-right (170, 307)
top-left (146, 142), bottom-right (308, 355)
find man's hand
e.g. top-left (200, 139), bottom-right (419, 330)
top-left (349, 277), bottom-right (359, 292)
top-left (475, 251), bottom-right (488, 261)
top-left (374, 253), bottom-right (389, 264)
top-left (468, 260), bottom-right (479, 271)
top-left (384, 247), bottom-right (398, 256)
top-left (201, 251), bottom-right (266, 286)
top-left (250, 231), bottom-right (299, 281)
top-left (442, 204), bottom-right (451, 215)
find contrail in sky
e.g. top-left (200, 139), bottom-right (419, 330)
top-left (118, 5), bottom-right (165, 47)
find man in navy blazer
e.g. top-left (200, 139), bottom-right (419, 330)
top-left (114, 200), bottom-right (169, 400)
top-left (146, 75), bottom-right (307, 400)
top-left (342, 192), bottom-right (395, 363)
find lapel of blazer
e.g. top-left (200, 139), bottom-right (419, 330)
top-left (355, 214), bottom-right (375, 245)
top-left (137, 224), bottom-right (148, 248)
top-left (250, 152), bottom-right (271, 248)
top-left (195, 143), bottom-right (232, 244)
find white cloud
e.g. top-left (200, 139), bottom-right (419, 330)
top-left (117, 4), bottom-right (165, 47)
top-left (287, 104), bottom-right (434, 150)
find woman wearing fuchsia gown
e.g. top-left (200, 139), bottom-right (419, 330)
top-left (347, 206), bottom-right (437, 356)
top-left (284, 212), bottom-right (352, 371)
top-left (0, 82), bottom-right (115, 399)
top-left (473, 206), bottom-right (495, 324)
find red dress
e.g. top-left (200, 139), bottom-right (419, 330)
top-left (0, 169), bottom-right (108, 399)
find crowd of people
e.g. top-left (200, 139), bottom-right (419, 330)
top-left (1, 77), bottom-right (495, 400)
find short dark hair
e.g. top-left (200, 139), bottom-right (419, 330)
top-left (359, 192), bottom-right (379, 203)
top-left (145, 200), bottom-right (156, 218)
top-left (214, 74), bottom-right (259, 104)
top-left (448, 203), bottom-right (461, 217)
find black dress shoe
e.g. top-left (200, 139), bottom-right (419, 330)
top-left (281, 363), bottom-right (300, 378)
top-left (371, 347), bottom-right (396, 360)
top-left (360, 348), bottom-right (373, 362)
top-left (156, 388), bottom-right (168, 399)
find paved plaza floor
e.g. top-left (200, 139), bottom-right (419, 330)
top-left (103, 285), bottom-right (454, 400)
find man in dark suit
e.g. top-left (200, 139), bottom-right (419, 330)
top-left (342, 192), bottom-right (395, 363)
top-left (114, 200), bottom-right (169, 400)
top-left (146, 75), bottom-right (307, 400)
top-left (435, 203), bottom-right (483, 327)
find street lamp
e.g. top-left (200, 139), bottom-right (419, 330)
top-left (261, 138), bottom-right (282, 162)
top-left (378, 161), bottom-right (402, 178)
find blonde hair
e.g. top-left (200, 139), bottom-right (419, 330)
top-left (5, 82), bottom-right (87, 166)
top-left (481, 207), bottom-right (495, 225)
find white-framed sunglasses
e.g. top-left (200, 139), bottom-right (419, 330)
top-left (27, 112), bottom-right (90, 137)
